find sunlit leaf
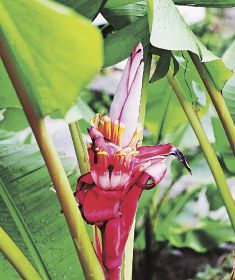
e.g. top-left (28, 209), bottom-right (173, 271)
top-left (0, 0), bottom-right (103, 117)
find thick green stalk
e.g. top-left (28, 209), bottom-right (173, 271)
top-left (167, 70), bottom-right (235, 230)
top-left (189, 52), bottom-right (235, 155)
top-left (69, 122), bottom-right (102, 260)
top-left (69, 121), bottom-right (90, 174)
top-left (0, 227), bottom-right (43, 280)
top-left (0, 38), bottom-right (105, 280)
top-left (123, 47), bottom-right (152, 280)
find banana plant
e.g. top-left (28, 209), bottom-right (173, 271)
top-left (0, 0), bottom-right (235, 280)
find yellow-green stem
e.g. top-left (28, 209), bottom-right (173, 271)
top-left (69, 121), bottom-right (90, 174)
top-left (0, 38), bottom-right (105, 280)
top-left (167, 71), bottom-right (235, 231)
top-left (189, 52), bottom-right (235, 155)
top-left (0, 227), bottom-right (43, 280)
top-left (123, 46), bottom-right (152, 280)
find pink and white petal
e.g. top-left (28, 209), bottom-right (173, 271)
top-left (135, 144), bottom-right (191, 174)
top-left (144, 161), bottom-right (167, 186)
top-left (136, 144), bottom-right (175, 160)
top-left (120, 61), bottom-right (144, 147)
top-left (91, 170), bottom-right (99, 186)
top-left (128, 43), bottom-right (144, 92)
top-left (109, 58), bottom-right (131, 122)
top-left (98, 170), bottom-right (111, 189)
top-left (110, 170), bottom-right (122, 189)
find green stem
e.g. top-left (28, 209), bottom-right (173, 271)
top-left (0, 227), bottom-right (43, 280)
top-left (167, 70), bottom-right (235, 231)
top-left (69, 122), bottom-right (102, 260)
top-left (69, 121), bottom-right (90, 174)
top-left (189, 52), bottom-right (235, 155)
top-left (0, 37), bottom-right (105, 280)
top-left (123, 46), bottom-right (152, 280)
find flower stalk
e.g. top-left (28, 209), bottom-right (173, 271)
top-left (189, 52), bottom-right (235, 155)
top-left (69, 121), bottom-right (90, 174)
top-left (0, 37), bottom-right (105, 280)
top-left (0, 227), bottom-right (43, 280)
top-left (167, 69), bottom-right (235, 231)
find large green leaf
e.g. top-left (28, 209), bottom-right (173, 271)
top-left (0, 0), bottom-right (103, 117)
top-left (223, 40), bottom-right (235, 122)
top-left (147, 0), bottom-right (232, 91)
top-left (0, 144), bottom-right (83, 279)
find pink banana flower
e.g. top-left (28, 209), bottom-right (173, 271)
top-left (74, 43), bottom-right (191, 280)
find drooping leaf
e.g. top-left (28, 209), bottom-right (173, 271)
top-left (147, 0), bottom-right (232, 91)
top-left (0, 0), bottom-right (103, 117)
top-left (104, 15), bottom-right (149, 67)
top-left (55, 0), bottom-right (104, 19)
top-left (150, 55), bottom-right (171, 83)
top-left (0, 144), bottom-right (83, 279)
